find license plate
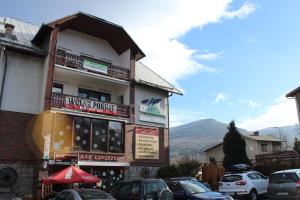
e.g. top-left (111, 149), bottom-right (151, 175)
top-left (276, 192), bottom-right (288, 196)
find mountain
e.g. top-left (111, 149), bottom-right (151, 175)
top-left (170, 119), bottom-right (300, 162)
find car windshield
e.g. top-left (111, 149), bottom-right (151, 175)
top-left (270, 173), bottom-right (299, 184)
top-left (180, 181), bottom-right (209, 194)
top-left (221, 175), bottom-right (242, 182)
top-left (77, 190), bottom-right (114, 200)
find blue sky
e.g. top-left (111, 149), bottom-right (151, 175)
top-left (1, 0), bottom-right (299, 129)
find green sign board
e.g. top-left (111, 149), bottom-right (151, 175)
top-left (83, 59), bottom-right (108, 74)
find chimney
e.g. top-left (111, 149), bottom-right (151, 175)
top-left (4, 23), bottom-right (15, 36)
top-left (253, 131), bottom-right (259, 136)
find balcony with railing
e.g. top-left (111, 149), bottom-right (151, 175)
top-left (55, 49), bottom-right (130, 81)
top-left (51, 93), bottom-right (130, 118)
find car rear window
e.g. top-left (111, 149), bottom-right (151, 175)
top-left (270, 173), bottom-right (300, 184)
top-left (144, 182), bottom-right (167, 195)
top-left (78, 190), bottom-right (114, 200)
top-left (221, 175), bottom-right (242, 182)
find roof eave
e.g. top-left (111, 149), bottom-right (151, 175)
top-left (286, 86), bottom-right (300, 97)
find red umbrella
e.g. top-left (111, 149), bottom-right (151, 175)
top-left (42, 166), bottom-right (100, 184)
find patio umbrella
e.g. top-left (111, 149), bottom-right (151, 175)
top-left (41, 166), bottom-right (100, 184)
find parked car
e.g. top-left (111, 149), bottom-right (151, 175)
top-left (267, 169), bottom-right (300, 200)
top-left (52, 189), bottom-right (115, 200)
top-left (219, 171), bottom-right (268, 200)
top-left (167, 177), bottom-right (211, 189)
top-left (111, 179), bottom-right (173, 200)
top-left (166, 180), bottom-right (233, 200)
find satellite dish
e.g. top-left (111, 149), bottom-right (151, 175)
top-left (0, 167), bottom-right (17, 187)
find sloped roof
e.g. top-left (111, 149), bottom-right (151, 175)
top-left (33, 12), bottom-right (145, 60)
top-left (243, 134), bottom-right (282, 142)
top-left (0, 17), bottom-right (46, 56)
top-left (286, 85), bottom-right (300, 97)
top-left (135, 62), bottom-right (182, 95)
top-left (204, 134), bottom-right (282, 152)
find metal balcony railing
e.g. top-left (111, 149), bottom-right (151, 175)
top-left (51, 93), bottom-right (130, 118)
top-left (55, 49), bottom-right (130, 81)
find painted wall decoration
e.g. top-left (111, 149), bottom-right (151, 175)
top-left (135, 127), bottom-right (159, 160)
top-left (64, 96), bottom-right (117, 115)
top-left (139, 97), bottom-right (166, 125)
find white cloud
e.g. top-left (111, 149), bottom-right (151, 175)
top-left (194, 51), bottom-right (225, 61)
top-left (92, 0), bottom-right (257, 85)
top-left (215, 93), bottom-right (229, 103)
top-left (170, 109), bottom-right (206, 127)
top-left (223, 1), bottom-right (257, 19)
top-left (238, 97), bottom-right (298, 131)
top-left (239, 99), bottom-right (261, 108)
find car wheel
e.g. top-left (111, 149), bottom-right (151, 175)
top-left (159, 189), bottom-right (173, 200)
top-left (248, 189), bottom-right (257, 200)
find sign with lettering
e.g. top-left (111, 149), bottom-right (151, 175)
top-left (64, 96), bottom-right (117, 115)
top-left (83, 59), bottom-right (108, 74)
top-left (135, 127), bottom-right (159, 159)
top-left (140, 98), bottom-right (164, 116)
top-left (54, 152), bottom-right (78, 165)
top-left (78, 153), bottom-right (121, 162)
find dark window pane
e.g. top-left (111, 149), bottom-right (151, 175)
top-left (108, 121), bottom-right (124, 153)
top-left (91, 119), bottom-right (108, 152)
top-left (52, 83), bottom-right (63, 94)
top-left (221, 175), bottom-right (242, 182)
top-left (73, 117), bottom-right (91, 151)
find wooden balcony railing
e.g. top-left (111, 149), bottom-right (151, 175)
top-left (55, 49), bottom-right (130, 81)
top-left (51, 93), bottom-right (130, 118)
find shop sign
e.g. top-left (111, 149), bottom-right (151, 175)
top-left (135, 127), bottom-right (159, 160)
top-left (43, 134), bottom-right (51, 160)
top-left (140, 98), bottom-right (164, 116)
top-left (78, 153), bottom-right (121, 162)
top-left (64, 96), bottom-right (117, 115)
top-left (54, 152), bottom-right (78, 165)
top-left (83, 59), bottom-right (108, 74)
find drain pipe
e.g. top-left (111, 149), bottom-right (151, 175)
top-left (0, 47), bottom-right (8, 109)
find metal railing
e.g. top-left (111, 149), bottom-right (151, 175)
top-left (51, 93), bottom-right (130, 118)
top-left (55, 49), bottom-right (130, 81)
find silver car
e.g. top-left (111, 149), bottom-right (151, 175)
top-left (52, 189), bottom-right (115, 200)
top-left (268, 169), bottom-right (300, 200)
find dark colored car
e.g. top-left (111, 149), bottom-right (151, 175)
top-left (268, 169), bottom-right (300, 200)
top-left (168, 177), bottom-right (211, 190)
top-left (111, 179), bottom-right (173, 200)
top-left (52, 189), bottom-right (115, 200)
top-left (166, 180), bottom-right (233, 200)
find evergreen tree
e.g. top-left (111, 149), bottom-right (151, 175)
top-left (293, 138), bottom-right (300, 153)
top-left (223, 121), bottom-right (250, 170)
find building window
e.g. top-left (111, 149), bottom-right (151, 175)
top-left (73, 117), bottom-right (91, 151)
top-left (52, 83), bottom-right (63, 94)
top-left (261, 144), bottom-right (268, 152)
top-left (78, 88), bottom-right (110, 102)
top-left (272, 143), bottom-right (281, 152)
top-left (72, 116), bottom-right (124, 153)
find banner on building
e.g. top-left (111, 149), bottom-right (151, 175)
top-left (78, 153), bottom-right (121, 162)
top-left (64, 96), bottom-right (117, 115)
top-left (83, 59), bottom-right (108, 74)
top-left (54, 152), bottom-right (78, 165)
top-left (135, 127), bottom-right (159, 159)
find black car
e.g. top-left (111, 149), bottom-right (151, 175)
top-left (167, 177), bottom-right (211, 190)
top-left (166, 180), bottom-right (233, 200)
top-left (111, 179), bottom-right (173, 200)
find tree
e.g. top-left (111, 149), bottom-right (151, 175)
top-left (223, 121), bottom-right (250, 170)
top-left (293, 138), bottom-right (300, 153)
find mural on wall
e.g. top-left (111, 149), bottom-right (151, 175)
top-left (139, 97), bottom-right (166, 125)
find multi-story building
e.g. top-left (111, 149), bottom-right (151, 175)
top-left (286, 86), bottom-right (300, 124)
top-left (204, 132), bottom-right (285, 163)
top-left (0, 12), bottom-right (181, 198)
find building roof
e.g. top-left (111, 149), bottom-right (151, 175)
top-left (32, 12), bottom-right (145, 60)
top-left (204, 134), bottom-right (282, 152)
top-left (0, 17), bottom-right (46, 56)
top-left (243, 134), bottom-right (282, 142)
top-left (135, 62), bottom-right (183, 95)
top-left (286, 85), bottom-right (300, 97)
